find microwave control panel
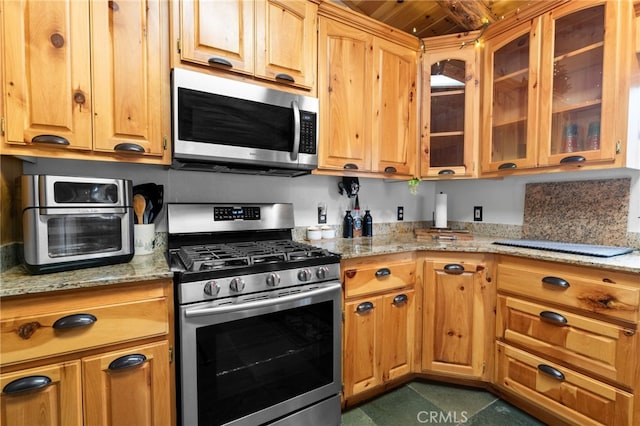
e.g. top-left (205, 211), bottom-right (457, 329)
top-left (299, 111), bottom-right (317, 154)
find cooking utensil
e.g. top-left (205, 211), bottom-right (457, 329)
top-left (133, 194), bottom-right (146, 224)
top-left (143, 195), bottom-right (153, 224)
top-left (133, 183), bottom-right (163, 224)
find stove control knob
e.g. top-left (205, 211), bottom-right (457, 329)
top-left (316, 266), bottom-right (330, 279)
top-left (229, 278), bottom-right (245, 292)
top-left (298, 269), bottom-right (312, 282)
top-left (203, 281), bottom-right (220, 296)
top-left (266, 273), bottom-right (281, 287)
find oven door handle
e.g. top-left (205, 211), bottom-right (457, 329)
top-left (184, 283), bottom-right (341, 318)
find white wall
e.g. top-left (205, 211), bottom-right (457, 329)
top-left (21, 158), bottom-right (640, 233)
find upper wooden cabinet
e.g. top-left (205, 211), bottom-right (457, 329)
top-left (176, 0), bottom-right (318, 92)
top-left (316, 4), bottom-right (418, 179)
top-left (481, 0), bottom-right (637, 175)
top-left (420, 34), bottom-right (481, 179)
top-left (0, 0), bottom-right (170, 164)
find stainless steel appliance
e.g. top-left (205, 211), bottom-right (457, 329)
top-left (168, 203), bottom-right (342, 426)
top-left (171, 68), bottom-right (319, 177)
top-left (21, 174), bottom-right (134, 274)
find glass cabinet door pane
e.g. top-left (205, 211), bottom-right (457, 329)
top-left (550, 5), bottom-right (604, 154)
top-left (430, 59), bottom-right (465, 167)
top-left (491, 33), bottom-right (530, 163)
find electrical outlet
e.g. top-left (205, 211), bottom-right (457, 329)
top-left (474, 206), bottom-right (483, 222)
top-left (397, 206), bottom-right (404, 221)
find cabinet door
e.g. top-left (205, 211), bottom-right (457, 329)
top-left (481, 20), bottom-right (541, 173)
top-left (255, 0), bottom-right (317, 91)
top-left (2, 0), bottom-right (92, 151)
top-left (538, 2), bottom-right (624, 166)
top-left (82, 341), bottom-right (171, 426)
top-left (371, 38), bottom-right (417, 177)
top-left (423, 261), bottom-right (490, 379)
top-left (343, 296), bottom-right (382, 398)
top-left (91, 0), bottom-right (168, 159)
top-left (317, 18), bottom-right (373, 172)
top-left (421, 47), bottom-right (478, 178)
top-left (1, 361), bottom-right (82, 426)
top-left (381, 290), bottom-right (415, 381)
top-left (180, 0), bottom-right (254, 74)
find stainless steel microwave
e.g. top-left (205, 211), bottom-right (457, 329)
top-left (21, 174), bottom-right (134, 274)
top-left (171, 68), bottom-right (319, 177)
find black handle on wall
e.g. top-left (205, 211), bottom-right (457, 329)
top-left (32, 134), bottom-right (70, 146)
top-left (443, 264), bottom-right (465, 275)
top-left (114, 143), bottom-right (145, 153)
top-left (356, 302), bottom-right (374, 314)
top-left (275, 73), bottom-right (295, 83)
top-left (3, 375), bottom-right (52, 395)
top-left (392, 294), bottom-right (408, 306)
top-left (208, 57), bottom-right (233, 68)
top-left (537, 364), bottom-right (565, 381)
top-left (560, 155), bottom-right (586, 164)
top-left (52, 313), bottom-right (97, 330)
top-left (539, 311), bottom-right (568, 326)
top-left (375, 268), bottom-right (391, 278)
top-left (343, 163), bottom-right (359, 170)
top-left (498, 162), bottom-right (517, 170)
top-left (438, 169), bottom-right (455, 175)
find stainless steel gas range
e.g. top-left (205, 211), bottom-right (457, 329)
top-left (167, 203), bottom-right (342, 426)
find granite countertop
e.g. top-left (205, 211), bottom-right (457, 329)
top-left (2, 235), bottom-right (639, 299)
top-left (311, 234), bottom-right (640, 274)
top-left (0, 251), bottom-right (173, 298)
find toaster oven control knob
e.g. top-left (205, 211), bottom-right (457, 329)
top-left (316, 266), bottom-right (329, 279)
top-left (203, 281), bottom-right (220, 296)
top-left (230, 278), bottom-right (245, 292)
top-left (266, 272), bottom-right (281, 287)
top-left (298, 269), bottom-right (312, 282)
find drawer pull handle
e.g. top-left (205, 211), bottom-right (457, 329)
top-left (438, 169), bottom-right (455, 175)
top-left (539, 311), bottom-right (568, 326)
top-left (498, 162), bottom-right (517, 170)
top-left (537, 364), bottom-right (565, 381)
top-left (114, 142), bottom-right (145, 153)
top-left (275, 73), bottom-right (295, 83)
top-left (541, 276), bottom-right (570, 289)
top-left (343, 163), bottom-right (359, 170)
top-left (208, 57), bottom-right (233, 68)
top-left (444, 264), bottom-right (464, 275)
top-left (560, 155), bottom-right (586, 164)
top-left (356, 302), bottom-right (374, 313)
top-left (345, 269), bottom-right (357, 279)
top-left (392, 294), bottom-right (408, 306)
top-left (32, 134), bottom-right (70, 146)
top-left (52, 313), bottom-right (97, 330)
top-left (384, 166), bottom-right (397, 173)
top-left (108, 353), bottom-right (147, 371)
top-left (3, 375), bottom-right (52, 395)
top-left (375, 268), bottom-right (391, 278)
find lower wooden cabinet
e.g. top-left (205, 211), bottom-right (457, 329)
top-left (342, 253), bottom-right (416, 401)
top-left (0, 279), bottom-right (174, 426)
top-left (421, 254), bottom-right (494, 381)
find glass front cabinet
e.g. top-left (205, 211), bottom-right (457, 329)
top-left (481, 1), bottom-right (634, 174)
top-left (420, 35), bottom-right (480, 178)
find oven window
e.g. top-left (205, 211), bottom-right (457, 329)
top-left (47, 216), bottom-right (122, 257)
top-left (178, 88), bottom-right (294, 152)
top-left (196, 301), bottom-right (334, 425)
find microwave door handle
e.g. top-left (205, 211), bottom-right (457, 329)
top-left (290, 100), bottom-right (300, 161)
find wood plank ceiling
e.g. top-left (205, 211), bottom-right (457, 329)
top-left (337, 0), bottom-right (536, 38)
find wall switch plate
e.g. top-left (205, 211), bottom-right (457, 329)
top-left (317, 203), bottom-right (327, 224)
top-left (474, 206), bottom-right (483, 222)
top-left (397, 206), bottom-right (404, 221)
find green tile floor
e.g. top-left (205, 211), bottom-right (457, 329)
top-left (341, 380), bottom-right (546, 426)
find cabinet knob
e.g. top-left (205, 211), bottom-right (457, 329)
top-left (275, 73), bottom-right (295, 83)
top-left (537, 364), bottom-right (565, 381)
top-left (392, 294), bottom-right (408, 306)
top-left (208, 57), bottom-right (233, 68)
top-left (375, 268), bottom-right (391, 278)
top-left (356, 301), bottom-right (374, 313)
top-left (443, 264), bottom-right (465, 275)
top-left (52, 313), bottom-right (97, 330)
top-left (108, 353), bottom-right (147, 371)
top-left (438, 169), bottom-right (455, 175)
top-left (2, 376), bottom-right (52, 395)
top-left (498, 162), bottom-right (517, 170)
top-left (560, 155), bottom-right (586, 164)
top-left (114, 142), bottom-right (145, 153)
top-left (32, 134), bottom-right (70, 146)
top-left (539, 311), bottom-right (568, 326)
top-left (541, 276), bottom-right (570, 289)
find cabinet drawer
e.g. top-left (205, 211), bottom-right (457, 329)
top-left (1, 287), bottom-right (169, 366)
top-left (497, 295), bottom-right (637, 388)
top-left (343, 259), bottom-right (415, 298)
top-left (497, 259), bottom-right (640, 323)
top-left (496, 342), bottom-right (634, 426)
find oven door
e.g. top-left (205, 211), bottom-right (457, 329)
top-left (178, 282), bottom-right (342, 426)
